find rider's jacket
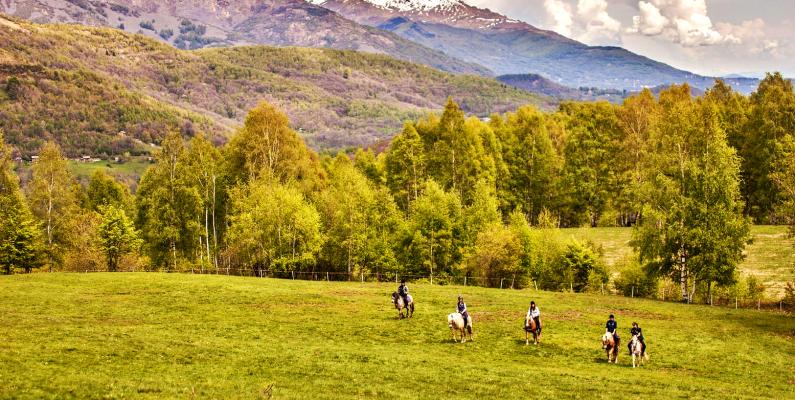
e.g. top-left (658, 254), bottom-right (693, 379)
top-left (457, 302), bottom-right (467, 314)
top-left (398, 284), bottom-right (408, 296)
top-left (526, 306), bottom-right (540, 319)
top-left (606, 319), bottom-right (617, 333)
top-left (630, 326), bottom-right (643, 339)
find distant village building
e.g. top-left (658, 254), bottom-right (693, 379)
top-left (30, 155), bottom-right (39, 162)
top-left (80, 155), bottom-right (92, 163)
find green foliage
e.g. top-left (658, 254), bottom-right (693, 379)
top-left (86, 169), bottom-right (131, 212)
top-left (0, 131), bottom-right (44, 274)
top-left (224, 102), bottom-right (324, 192)
top-left (631, 85), bottom-right (751, 302)
top-left (5, 77), bottom-right (21, 101)
top-left (385, 123), bottom-right (425, 211)
top-left (555, 240), bottom-right (608, 292)
top-left (492, 106), bottom-right (560, 223)
top-left (740, 73), bottom-right (795, 222)
top-left (613, 257), bottom-right (659, 297)
top-left (402, 180), bottom-right (463, 278)
top-left (464, 223), bottom-right (521, 287)
top-left (97, 205), bottom-right (142, 272)
top-left (317, 156), bottom-right (402, 276)
top-left (27, 142), bottom-right (80, 270)
top-left (159, 29), bottom-right (174, 40)
top-left (225, 178), bottom-right (323, 272)
top-left (135, 132), bottom-right (202, 270)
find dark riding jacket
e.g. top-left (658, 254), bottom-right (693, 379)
top-left (398, 284), bottom-right (408, 297)
top-left (630, 326), bottom-right (644, 341)
top-left (606, 320), bottom-right (617, 334)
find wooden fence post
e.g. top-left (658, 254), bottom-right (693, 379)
top-left (464, 276), bottom-right (467, 286)
top-left (534, 280), bottom-right (538, 291)
top-left (500, 278), bottom-right (504, 289)
top-left (291, 270), bottom-right (295, 280)
top-left (326, 272), bottom-right (329, 282)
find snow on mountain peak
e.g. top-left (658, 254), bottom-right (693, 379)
top-left (309, 0), bottom-right (464, 12)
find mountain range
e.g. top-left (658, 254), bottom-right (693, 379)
top-left (0, 15), bottom-right (546, 156)
top-left (0, 0), bottom-right (760, 93)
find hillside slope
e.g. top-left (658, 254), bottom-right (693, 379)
top-left (0, 0), bottom-right (490, 75)
top-left (0, 16), bottom-right (548, 156)
top-left (315, 0), bottom-right (759, 93)
top-left (0, 273), bottom-right (792, 398)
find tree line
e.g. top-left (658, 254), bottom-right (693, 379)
top-left (2, 73), bottom-right (794, 304)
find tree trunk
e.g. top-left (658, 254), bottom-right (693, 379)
top-left (680, 265), bottom-right (688, 302)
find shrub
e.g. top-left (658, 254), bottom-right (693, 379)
top-left (159, 29), bottom-right (174, 40)
top-left (613, 257), bottom-right (659, 297)
top-left (139, 20), bottom-right (155, 31)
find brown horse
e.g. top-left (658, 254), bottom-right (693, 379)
top-left (447, 312), bottom-right (474, 343)
top-left (391, 292), bottom-right (414, 319)
top-left (601, 332), bottom-right (620, 363)
top-left (524, 316), bottom-right (540, 345)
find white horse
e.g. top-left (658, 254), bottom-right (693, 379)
top-left (630, 335), bottom-right (648, 368)
top-left (447, 312), bottom-right (474, 343)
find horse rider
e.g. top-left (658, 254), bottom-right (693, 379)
top-left (398, 279), bottom-right (409, 305)
top-left (526, 301), bottom-right (542, 335)
top-left (628, 321), bottom-right (646, 356)
top-left (605, 314), bottom-right (619, 344)
top-left (457, 295), bottom-right (469, 327)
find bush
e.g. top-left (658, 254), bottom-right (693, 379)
top-left (555, 240), bottom-right (607, 292)
top-left (746, 275), bottom-right (766, 301)
top-left (139, 20), bottom-right (155, 31)
top-left (613, 257), bottom-right (658, 297)
top-left (159, 29), bottom-right (174, 40)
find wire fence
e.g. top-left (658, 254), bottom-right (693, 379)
top-left (65, 267), bottom-right (793, 313)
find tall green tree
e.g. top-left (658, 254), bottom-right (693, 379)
top-left (97, 205), bottom-right (142, 272)
top-left (27, 141), bottom-right (79, 271)
top-left (420, 99), bottom-right (497, 204)
top-left (493, 106), bottom-right (561, 223)
top-left (559, 102), bottom-right (623, 227)
top-left (135, 132), bottom-right (202, 270)
top-left (632, 86), bottom-right (751, 303)
top-left (401, 180), bottom-right (463, 279)
top-left (184, 134), bottom-right (224, 269)
top-left (740, 73), bottom-right (795, 222)
top-left (385, 123), bottom-right (426, 211)
top-left (86, 170), bottom-right (131, 212)
top-left (226, 178), bottom-right (323, 272)
top-left (0, 131), bottom-right (43, 274)
top-left (225, 101), bottom-right (324, 193)
top-left (318, 155), bottom-right (402, 278)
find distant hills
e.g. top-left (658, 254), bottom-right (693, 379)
top-left (0, 0), bottom-right (488, 75)
top-left (0, 16), bottom-right (547, 156)
top-left (313, 0), bottom-right (759, 93)
top-left (0, 0), bottom-right (762, 94)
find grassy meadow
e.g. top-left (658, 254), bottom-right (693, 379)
top-left (0, 273), bottom-right (793, 399)
top-left (560, 225), bottom-right (795, 295)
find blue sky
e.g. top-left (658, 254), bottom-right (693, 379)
top-left (467, 0), bottom-right (793, 77)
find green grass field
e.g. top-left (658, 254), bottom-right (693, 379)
top-left (67, 159), bottom-right (152, 182)
top-left (1, 273), bottom-right (793, 399)
top-left (560, 226), bottom-right (795, 294)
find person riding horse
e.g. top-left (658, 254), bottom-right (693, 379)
top-left (398, 280), bottom-right (409, 306)
top-left (525, 301), bottom-right (542, 334)
top-left (456, 295), bottom-right (469, 328)
top-left (606, 314), bottom-right (619, 344)
top-left (628, 322), bottom-right (646, 356)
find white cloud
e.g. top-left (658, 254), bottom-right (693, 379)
top-left (544, 0), bottom-right (573, 37)
top-left (577, 0), bottom-right (622, 44)
top-left (629, 0), bottom-right (737, 46)
top-left (543, 0), bottom-right (621, 45)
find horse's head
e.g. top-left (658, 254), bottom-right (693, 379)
top-left (391, 292), bottom-right (398, 302)
top-left (601, 333), bottom-right (612, 349)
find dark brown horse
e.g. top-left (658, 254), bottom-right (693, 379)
top-left (391, 292), bottom-right (414, 319)
top-left (524, 316), bottom-right (540, 345)
top-left (601, 332), bottom-right (620, 363)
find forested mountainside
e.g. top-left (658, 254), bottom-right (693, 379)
top-left (0, 15), bottom-right (547, 156)
top-left (0, 0), bottom-right (489, 75)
